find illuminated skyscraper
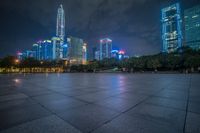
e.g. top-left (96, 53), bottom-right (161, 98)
top-left (92, 47), bottom-right (97, 60)
top-left (62, 43), bottom-right (68, 59)
top-left (32, 43), bottom-right (41, 60)
top-left (184, 5), bottom-right (200, 50)
top-left (82, 43), bottom-right (87, 65)
top-left (25, 50), bottom-right (36, 59)
top-left (32, 40), bottom-right (53, 60)
top-left (100, 38), bottom-right (112, 60)
top-left (162, 3), bottom-right (183, 53)
top-left (95, 51), bottom-right (100, 61)
top-left (52, 37), bottom-right (62, 60)
top-left (56, 4), bottom-right (65, 42)
top-left (67, 36), bottom-right (86, 65)
top-left (40, 40), bottom-right (53, 60)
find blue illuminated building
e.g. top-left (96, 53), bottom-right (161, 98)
top-left (62, 43), bottom-right (68, 59)
top-left (17, 50), bottom-right (36, 60)
top-left (95, 51), bottom-right (100, 61)
top-left (184, 5), bottom-right (200, 50)
top-left (52, 37), bottom-right (63, 60)
top-left (111, 50), bottom-right (125, 60)
top-left (100, 38), bottom-right (112, 60)
top-left (32, 43), bottom-right (41, 60)
top-left (17, 52), bottom-right (26, 60)
top-left (162, 3), bottom-right (183, 53)
top-left (111, 50), bottom-right (119, 58)
top-left (26, 50), bottom-right (36, 58)
top-left (32, 40), bottom-right (53, 61)
top-left (40, 40), bottom-right (53, 60)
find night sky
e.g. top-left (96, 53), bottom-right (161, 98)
top-left (0, 0), bottom-right (200, 58)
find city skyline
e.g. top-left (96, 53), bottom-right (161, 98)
top-left (0, 0), bottom-right (200, 58)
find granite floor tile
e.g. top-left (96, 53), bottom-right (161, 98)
top-left (57, 104), bottom-right (119, 133)
top-left (0, 115), bottom-right (82, 133)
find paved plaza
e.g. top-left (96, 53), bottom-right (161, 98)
top-left (0, 73), bottom-right (199, 133)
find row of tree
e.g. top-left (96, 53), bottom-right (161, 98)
top-left (0, 47), bottom-right (200, 73)
top-left (71, 47), bottom-right (200, 73)
top-left (0, 56), bottom-right (65, 68)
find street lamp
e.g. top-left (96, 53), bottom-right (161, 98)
top-left (15, 59), bottom-right (20, 64)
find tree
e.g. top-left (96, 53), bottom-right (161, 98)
top-left (166, 54), bottom-right (181, 70)
top-left (119, 59), bottom-right (130, 71)
top-left (89, 61), bottom-right (99, 72)
top-left (147, 58), bottom-right (161, 71)
top-left (0, 56), bottom-right (17, 68)
top-left (184, 56), bottom-right (200, 69)
top-left (130, 57), bottom-right (146, 70)
top-left (100, 58), bottom-right (119, 68)
top-left (20, 58), bottom-right (40, 68)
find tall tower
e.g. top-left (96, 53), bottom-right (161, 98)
top-left (161, 3), bottom-right (183, 53)
top-left (56, 4), bottom-right (65, 42)
top-left (100, 38), bottom-right (112, 60)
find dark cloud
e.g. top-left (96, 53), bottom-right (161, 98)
top-left (0, 0), bottom-right (200, 57)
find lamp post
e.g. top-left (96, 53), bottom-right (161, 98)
top-left (14, 59), bottom-right (20, 72)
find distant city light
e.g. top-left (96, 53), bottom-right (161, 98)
top-left (111, 50), bottom-right (119, 53)
top-left (62, 44), bottom-right (68, 48)
top-left (17, 52), bottom-right (23, 56)
top-left (119, 50), bottom-right (125, 55)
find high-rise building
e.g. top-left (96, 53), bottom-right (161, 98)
top-left (17, 52), bottom-right (26, 60)
top-left (25, 50), bottom-right (36, 58)
top-left (92, 47), bottom-right (97, 60)
top-left (56, 4), bottom-right (65, 42)
top-left (100, 38), bottom-right (112, 60)
top-left (40, 40), bottom-right (53, 60)
top-left (52, 37), bottom-right (62, 60)
top-left (162, 3), bottom-right (183, 53)
top-left (111, 50), bottom-right (125, 60)
top-left (67, 36), bottom-right (85, 64)
top-left (54, 4), bottom-right (65, 60)
top-left (32, 40), bottom-right (53, 60)
top-left (184, 5), bottom-right (200, 50)
top-left (32, 43), bottom-right (41, 60)
top-left (62, 43), bottom-right (68, 59)
top-left (111, 50), bottom-right (119, 58)
top-left (95, 51), bottom-right (100, 61)
top-left (118, 50), bottom-right (125, 60)
top-left (82, 43), bottom-right (87, 65)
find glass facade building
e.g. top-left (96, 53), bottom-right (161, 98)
top-left (162, 3), bottom-right (183, 53)
top-left (25, 50), bottom-right (36, 59)
top-left (40, 40), bottom-right (53, 60)
top-left (67, 36), bottom-right (86, 65)
top-left (62, 43), bottom-right (68, 59)
top-left (95, 51), bottom-right (100, 61)
top-left (100, 38), bottom-right (112, 60)
top-left (52, 37), bottom-right (62, 60)
top-left (32, 43), bottom-right (41, 60)
top-left (184, 5), bottom-right (200, 50)
top-left (32, 40), bottom-right (53, 60)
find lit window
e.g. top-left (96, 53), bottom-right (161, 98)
top-left (192, 15), bottom-right (199, 18)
